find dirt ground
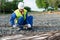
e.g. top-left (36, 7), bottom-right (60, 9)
top-left (0, 11), bottom-right (60, 40)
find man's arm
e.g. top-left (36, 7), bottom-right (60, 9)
top-left (9, 13), bottom-right (16, 26)
top-left (26, 12), bottom-right (32, 28)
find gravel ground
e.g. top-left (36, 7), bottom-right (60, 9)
top-left (0, 12), bottom-right (60, 40)
top-left (1, 31), bottom-right (60, 40)
top-left (0, 12), bottom-right (60, 31)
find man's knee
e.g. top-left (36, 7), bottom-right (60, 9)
top-left (28, 15), bottom-right (33, 19)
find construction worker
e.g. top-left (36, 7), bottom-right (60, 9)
top-left (9, 2), bottom-right (33, 30)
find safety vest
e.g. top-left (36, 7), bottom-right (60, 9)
top-left (14, 9), bottom-right (27, 23)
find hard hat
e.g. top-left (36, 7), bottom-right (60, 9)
top-left (18, 2), bottom-right (24, 9)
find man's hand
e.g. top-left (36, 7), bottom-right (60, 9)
top-left (13, 24), bottom-right (17, 28)
top-left (23, 24), bottom-right (31, 29)
top-left (27, 24), bottom-right (31, 28)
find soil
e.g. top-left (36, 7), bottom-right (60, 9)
top-left (0, 11), bottom-right (60, 40)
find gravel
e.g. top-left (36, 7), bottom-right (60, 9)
top-left (0, 12), bottom-right (60, 40)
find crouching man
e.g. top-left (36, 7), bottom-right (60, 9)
top-left (9, 2), bottom-right (33, 30)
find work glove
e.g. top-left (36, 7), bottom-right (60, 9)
top-left (13, 24), bottom-right (17, 28)
top-left (27, 24), bottom-right (31, 28)
top-left (12, 24), bottom-right (20, 30)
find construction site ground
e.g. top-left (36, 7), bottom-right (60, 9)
top-left (0, 11), bottom-right (60, 40)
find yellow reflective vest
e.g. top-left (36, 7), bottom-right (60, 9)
top-left (14, 9), bottom-right (27, 23)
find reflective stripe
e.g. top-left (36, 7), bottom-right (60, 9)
top-left (14, 9), bottom-right (27, 23)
